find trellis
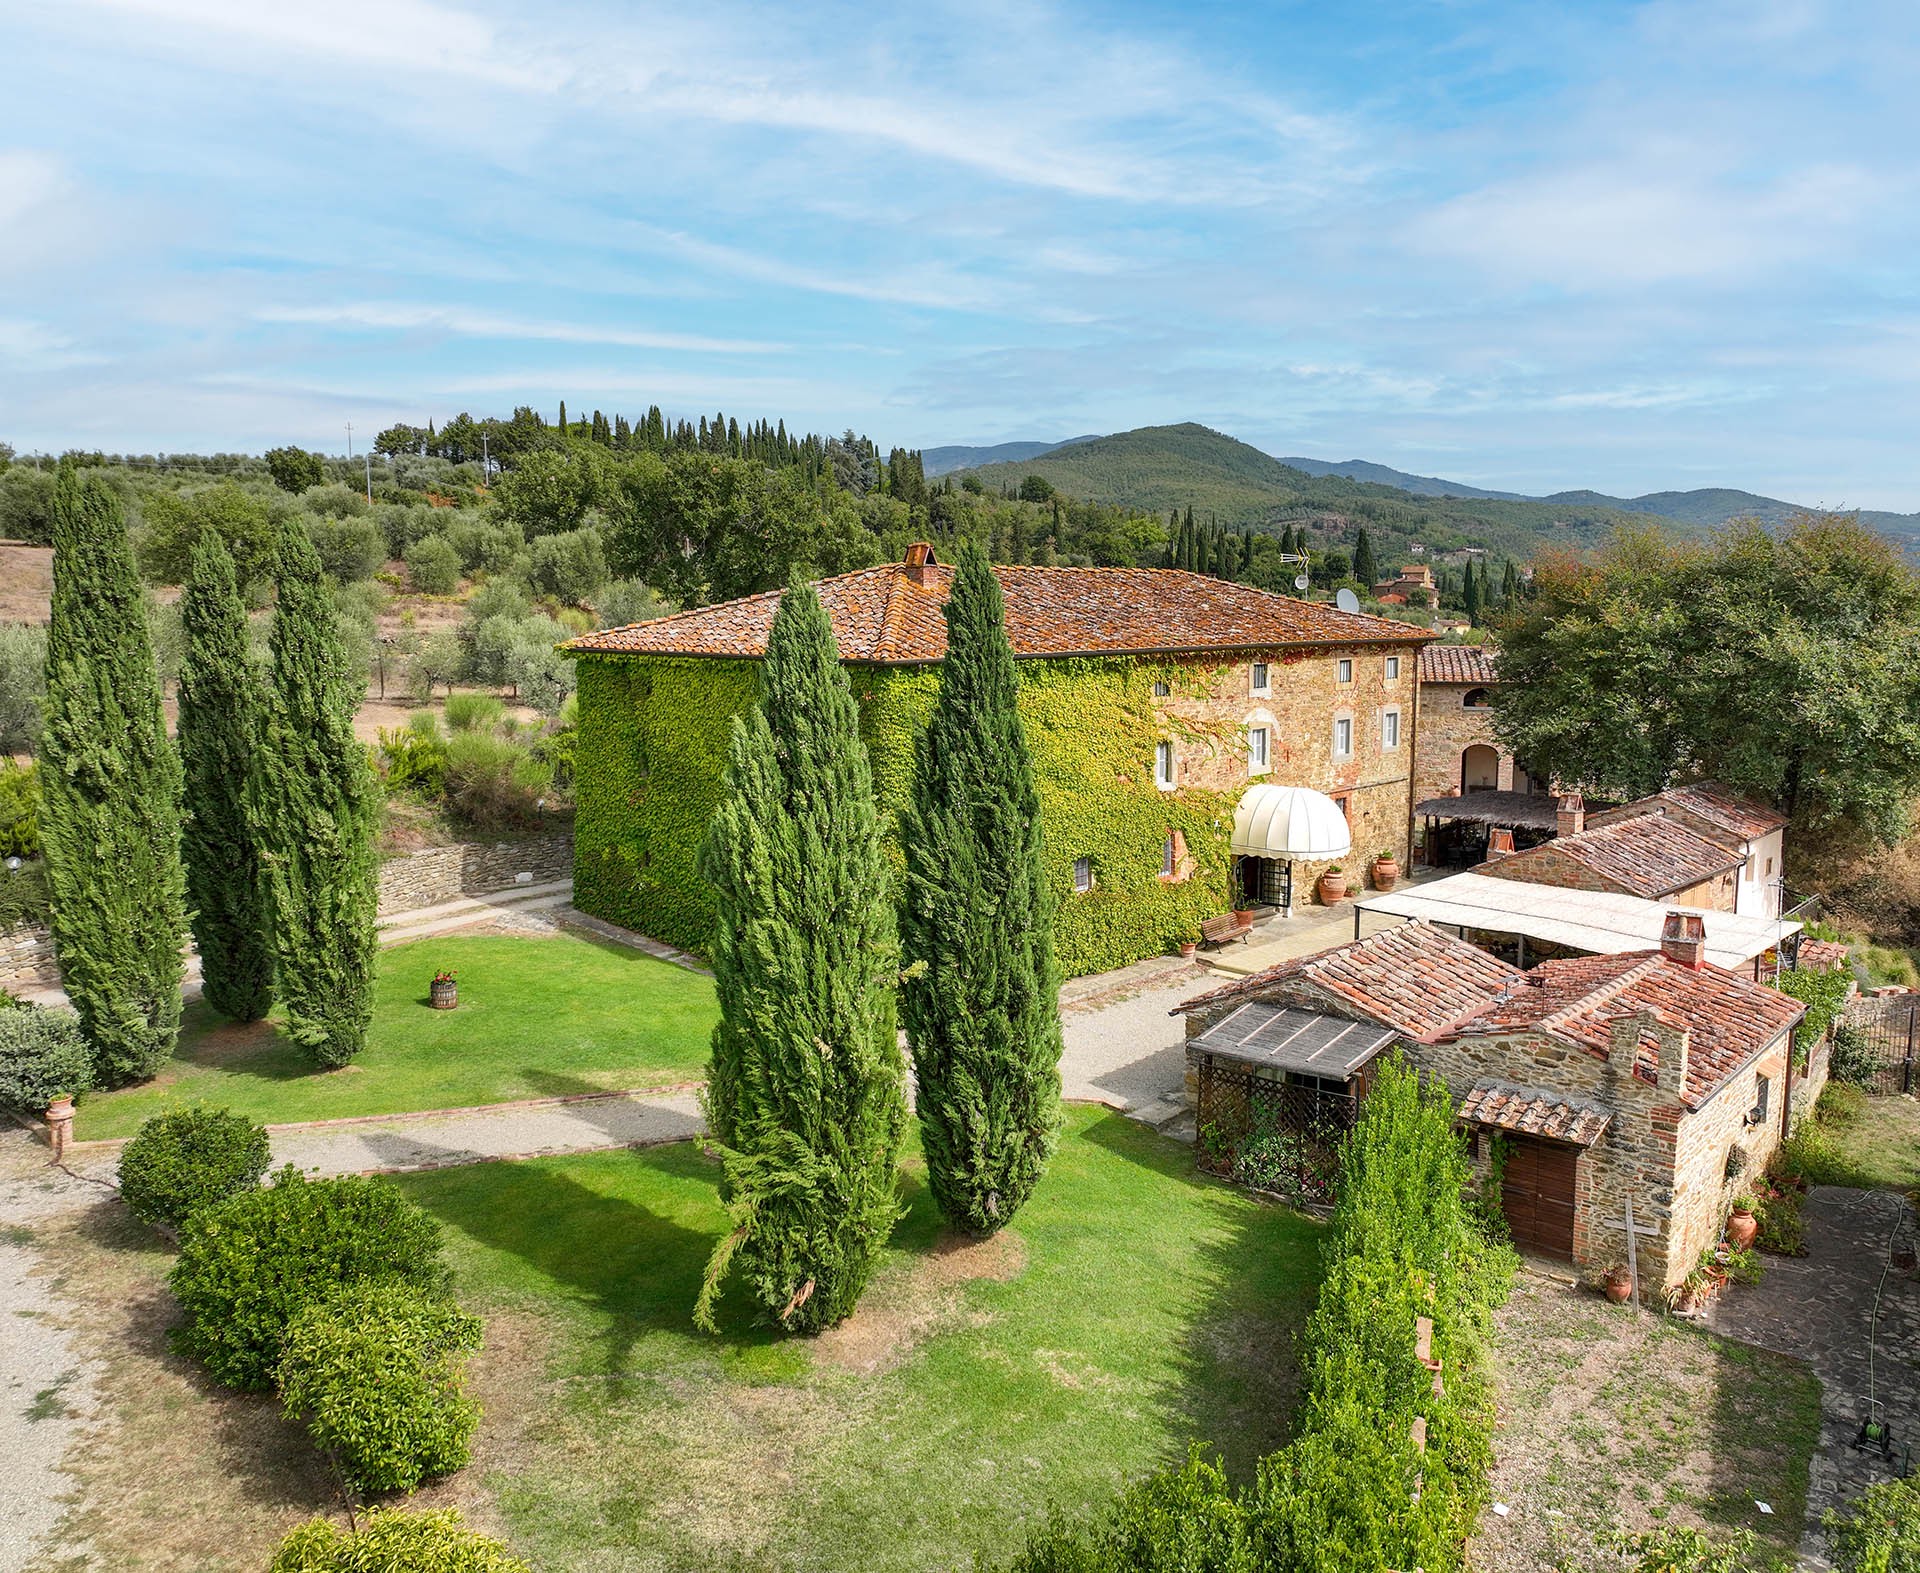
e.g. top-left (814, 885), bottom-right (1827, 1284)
top-left (1193, 1057), bottom-right (1357, 1179)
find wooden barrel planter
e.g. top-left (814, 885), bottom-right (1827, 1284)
top-left (430, 973), bottom-right (458, 1010)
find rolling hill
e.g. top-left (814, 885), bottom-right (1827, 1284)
top-left (1272, 456), bottom-right (1527, 501)
top-left (921, 435), bottom-right (1099, 477)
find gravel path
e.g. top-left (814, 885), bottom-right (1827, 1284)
top-left (1060, 968), bottom-right (1220, 1124)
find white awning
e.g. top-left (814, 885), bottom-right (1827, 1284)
top-left (1357, 871), bottom-right (1797, 969)
top-left (1231, 785), bottom-right (1353, 861)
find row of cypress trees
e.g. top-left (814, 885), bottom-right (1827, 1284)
top-left (696, 543), bottom-right (1062, 1334)
top-left (39, 467), bottom-right (377, 1088)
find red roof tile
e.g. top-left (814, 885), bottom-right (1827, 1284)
top-left (565, 550), bottom-right (1433, 664)
top-left (1590, 783), bottom-right (1789, 844)
top-left (1175, 922), bottom-right (1519, 1041)
top-left (1459, 1081), bottom-right (1612, 1146)
top-left (1486, 813), bottom-right (1743, 900)
top-left (1443, 951), bottom-right (1804, 1107)
top-left (1418, 644), bottom-right (1499, 685)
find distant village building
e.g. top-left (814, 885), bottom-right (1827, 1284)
top-left (1372, 563), bottom-right (1436, 604)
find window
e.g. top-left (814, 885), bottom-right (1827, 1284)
top-left (1336, 658), bottom-right (1353, 684)
top-left (1381, 708), bottom-right (1401, 749)
top-left (1462, 687), bottom-right (1491, 710)
top-left (1749, 1075), bottom-right (1771, 1127)
top-left (1154, 739), bottom-right (1175, 790)
top-left (1250, 661), bottom-right (1270, 694)
top-left (1331, 791), bottom-right (1353, 822)
top-left (1384, 655), bottom-right (1400, 681)
top-left (1765, 857), bottom-right (1775, 877)
top-left (1161, 834), bottom-right (1176, 878)
top-left (1152, 679), bottom-right (1170, 697)
top-left (1333, 716), bottom-right (1353, 758)
top-left (1248, 726), bottom-right (1271, 772)
top-left (1073, 857), bottom-right (1093, 893)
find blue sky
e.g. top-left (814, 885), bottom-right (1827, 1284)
top-left (3, 0), bottom-right (1916, 507)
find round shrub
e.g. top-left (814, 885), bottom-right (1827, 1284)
top-left (278, 1282), bottom-right (482, 1495)
top-left (117, 1105), bottom-right (271, 1228)
top-left (404, 534), bottom-right (462, 595)
top-left (169, 1168), bottom-right (450, 1390)
top-left (1825, 1476), bottom-right (1920, 1571)
top-left (268, 1508), bottom-right (530, 1573)
top-left (0, 1003), bottom-right (92, 1112)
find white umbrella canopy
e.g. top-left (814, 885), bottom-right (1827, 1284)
top-left (1231, 785), bottom-right (1353, 861)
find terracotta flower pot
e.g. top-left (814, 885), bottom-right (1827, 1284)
top-left (1603, 1270), bottom-right (1633, 1304)
top-left (1371, 858), bottom-right (1400, 891)
top-left (1725, 1208), bottom-right (1758, 1251)
top-left (1233, 908), bottom-right (1257, 925)
top-left (1317, 873), bottom-right (1349, 905)
top-left (1177, 941), bottom-right (1198, 959)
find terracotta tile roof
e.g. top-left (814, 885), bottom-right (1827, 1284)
top-left (1443, 951), bottom-right (1804, 1108)
top-left (1591, 783), bottom-right (1789, 844)
top-left (1796, 938), bottom-right (1851, 973)
top-left (1174, 921), bottom-right (1519, 1041)
top-left (1418, 644), bottom-right (1498, 685)
top-left (564, 550), bottom-right (1433, 664)
top-left (1459, 1081), bottom-right (1612, 1146)
top-left (1487, 813), bottom-right (1743, 899)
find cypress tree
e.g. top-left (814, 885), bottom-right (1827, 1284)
top-left (1463, 560), bottom-right (1484, 623)
top-left (696, 576), bottom-right (907, 1334)
top-left (178, 532), bottom-right (273, 1022)
top-left (252, 528), bottom-right (379, 1068)
top-left (901, 544), bottom-right (1062, 1237)
top-left (1353, 527), bottom-right (1378, 588)
top-left (1501, 560), bottom-right (1521, 607)
top-left (40, 467), bottom-right (187, 1086)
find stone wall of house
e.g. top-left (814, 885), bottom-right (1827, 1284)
top-left (0, 923), bottom-right (57, 991)
top-left (1413, 680), bottom-right (1509, 806)
top-left (1157, 643), bottom-right (1420, 896)
top-left (376, 832), bottom-right (574, 916)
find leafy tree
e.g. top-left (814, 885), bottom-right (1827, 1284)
top-left (1494, 518), bottom-right (1920, 844)
top-left (304, 514), bottom-right (385, 582)
top-left (492, 446), bottom-right (602, 538)
top-left (178, 533), bottom-right (274, 1021)
top-left (900, 543), bottom-right (1062, 1235)
top-left (1352, 527), bottom-right (1378, 588)
top-left (695, 576), bottom-right (907, 1334)
top-left (40, 468), bottom-right (187, 1086)
top-left (1462, 559), bottom-right (1483, 622)
top-left (372, 423), bottom-right (429, 457)
top-left (264, 446), bottom-right (326, 494)
top-left (526, 524), bottom-right (610, 604)
top-left (0, 464), bottom-right (58, 544)
top-left (404, 533), bottom-right (462, 594)
top-left (0, 621), bottom-right (46, 753)
top-left (253, 528), bottom-right (379, 1067)
top-left (137, 484), bottom-right (278, 591)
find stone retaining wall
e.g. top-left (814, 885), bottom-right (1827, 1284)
top-left (0, 923), bottom-right (57, 991)
top-left (376, 832), bottom-right (574, 916)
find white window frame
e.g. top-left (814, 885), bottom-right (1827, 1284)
top-left (1384, 655), bottom-right (1400, 681)
top-left (1333, 715), bottom-right (1354, 759)
top-left (1250, 661), bottom-right (1271, 695)
top-left (1336, 658), bottom-right (1353, 684)
top-left (1072, 857), bottom-right (1093, 893)
top-left (1381, 707), bottom-right (1401, 750)
top-left (1154, 739), bottom-right (1175, 791)
top-left (1161, 833), bottom-right (1176, 879)
top-left (1248, 725), bottom-right (1271, 774)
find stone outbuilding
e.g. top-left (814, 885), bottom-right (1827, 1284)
top-left (1587, 783), bottom-right (1789, 919)
top-left (1479, 795), bottom-right (1746, 911)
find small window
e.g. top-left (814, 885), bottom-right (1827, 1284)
top-left (1152, 679), bottom-right (1170, 698)
top-left (1382, 709), bottom-right (1401, 750)
top-left (1334, 716), bottom-right (1353, 758)
top-left (1161, 834), bottom-right (1176, 878)
top-left (1384, 655), bottom-right (1400, 681)
top-left (1073, 857), bottom-right (1093, 893)
top-left (1154, 739), bottom-right (1175, 790)
top-left (1462, 687), bottom-right (1491, 710)
top-left (1250, 661), bottom-right (1270, 693)
top-left (1749, 1075), bottom-right (1771, 1126)
top-left (1764, 857), bottom-right (1775, 877)
top-left (1331, 791), bottom-right (1353, 822)
top-left (1248, 726), bottom-right (1270, 771)
top-left (1336, 658), bottom-right (1353, 684)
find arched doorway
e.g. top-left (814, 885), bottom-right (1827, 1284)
top-left (1461, 744), bottom-right (1499, 793)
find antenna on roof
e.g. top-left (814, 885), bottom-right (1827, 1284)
top-left (1293, 574), bottom-right (1310, 591)
top-left (1335, 588), bottom-right (1361, 614)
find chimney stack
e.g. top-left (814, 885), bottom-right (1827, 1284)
top-left (1555, 792), bottom-right (1585, 838)
top-left (902, 541), bottom-right (940, 587)
top-left (1486, 828), bottom-right (1515, 859)
top-left (1660, 910), bottom-right (1707, 970)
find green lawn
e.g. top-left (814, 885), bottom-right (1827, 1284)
top-left (1812, 1086), bottom-right (1920, 1191)
top-left (400, 1106), bottom-right (1323, 1573)
top-left (75, 933), bottom-right (717, 1140)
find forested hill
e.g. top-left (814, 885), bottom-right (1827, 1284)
top-left (955, 423), bottom-right (1670, 562)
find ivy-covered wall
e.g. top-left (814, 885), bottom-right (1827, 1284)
top-left (572, 652), bottom-right (1236, 977)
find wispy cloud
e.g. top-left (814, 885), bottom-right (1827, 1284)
top-left (253, 302), bottom-right (786, 355)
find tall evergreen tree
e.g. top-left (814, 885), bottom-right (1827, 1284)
top-left (178, 532), bottom-right (273, 1022)
top-left (1501, 560), bottom-right (1521, 608)
top-left (40, 467), bottom-right (187, 1086)
top-left (252, 528), bottom-right (379, 1068)
top-left (900, 544), bottom-right (1063, 1237)
top-left (1462, 560), bottom-right (1484, 623)
top-left (1353, 527), bottom-right (1379, 588)
top-left (696, 577), bottom-right (907, 1334)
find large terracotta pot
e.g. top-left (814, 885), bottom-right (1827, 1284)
top-left (1725, 1207), bottom-right (1758, 1251)
top-left (1603, 1269), bottom-right (1633, 1304)
top-left (1317, 872), bottom-right (1349, 905)
top-left (1371, 857), bottom-right (1400, 891)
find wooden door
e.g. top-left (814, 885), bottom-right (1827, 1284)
top-left (1499, 1135), bottom-right (1578, 1261)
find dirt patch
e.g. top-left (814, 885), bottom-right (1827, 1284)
top-left (812, 1230), bottom-right (1027, 1376)
top-left (0, 543), bottom-right (52, 624)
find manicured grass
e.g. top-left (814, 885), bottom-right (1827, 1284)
top-left (399, 1106), bottom-right (1323, 1573)
top-left (1811, 1086), bottom-right (1920, 1191)
top-left (75, 933), bottom-right (717, 1140)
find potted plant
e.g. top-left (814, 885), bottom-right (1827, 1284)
top-left (43, 1093), bottom-right (77, 1162)
top-left (1176, 937), bottom-right (1198, 960)
top-left (430, 969), bottom-right (458, 1010)
top-left (1725, 1195), bottom-right (1759, 1251)
top-left (1602, 1265), bottom-right (1633, 1304)
top-left (1317, 865), bottom-right (1349, 904)
top-left (1370, 849), bottom-right (1400, 890)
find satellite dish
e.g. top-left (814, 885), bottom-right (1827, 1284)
top-left (1335, 588), bottom-right (1361, 614)
top-left (1292, 574), bottom-right (1310, 592)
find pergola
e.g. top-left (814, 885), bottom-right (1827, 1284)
top-left (1354, 870), bottom-right (1799, 976)
top-left (1413, 791), bottom-right (1561, 831)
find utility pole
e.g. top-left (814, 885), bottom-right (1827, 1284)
top-left (345, 421), bottom-right (353, 459)
top-left (364, 451), bottom-right (373, 504)
top-left (481, 432), bottom-right (489, 482)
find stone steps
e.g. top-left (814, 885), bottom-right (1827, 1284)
top-left (377, 881), bottom-right (575, 945)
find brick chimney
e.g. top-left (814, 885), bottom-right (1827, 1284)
top-left (1486, 828), bottom-right (1515, 859)
top-left (1660, 910), bottom-right (1707, 970)
top-left (1555, 792), bottom-right (1585, 838)
top-left (902, 541), bottom-right (940, 587)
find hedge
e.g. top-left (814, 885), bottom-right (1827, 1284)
top-left (117, 1105), bottom-right (271, 1227)
top-left (267, 1509), bottom-right (530, 1572)
top-left (570, 652), bottom-right (1234, 976)
top-left (996, 1058), bottom-right (1514, 1573)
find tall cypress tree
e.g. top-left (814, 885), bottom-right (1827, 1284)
top-left (252, 528), bottom-right (379, 1067)
top-left (901, 544), bottom-right (1062, 1237)
top-left (1353, 527), bottom-right (1379, 588)
top-left (178, 532), bottom-right (273, 1022)
top-left (1463, 560), bottom-right (1484, 623)
top-left (40, 467), bottom-right (187, 1086)
top-left (696, 576), bottom-right (907, 1334)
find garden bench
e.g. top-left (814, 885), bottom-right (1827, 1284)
top-left (1199, 914), bottom-right (1254, 948)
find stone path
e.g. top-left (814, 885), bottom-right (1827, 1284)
top-left (1707, 1186), bottom-right (1920, 1567)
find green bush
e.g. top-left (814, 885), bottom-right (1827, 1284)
top-left (1830, 1024), bottom-right (1882, 1088)
top-left (0, 1003), bottom-right (93, 1111)
top-left (1755, 1186), bottom-right (1806, 1256)
top-left (405, 534), bottom-right (462, 595)
top-left (0, 622), bottom-right (47, 754)
top-left (267, 1508), bottom-right (530, 1572)
top-left (279, 1282), bottom-right (482, 1495)
top-left (0, 760), bottom-right (39, 859)
top-left (526, 525), bottom-right (609, 605)
top-left (443, 693), bottom-right (505, 733)
top-left (1819, 1081), bottom-right (1869, 1127)
top-left (376, 722), bottom-right (448, 798)
top-left (1608, 1525), bottom-right (1760, 1572)
top-left (1825, 1476), bottom-right (1920, 1571)
top-left (169, 1168), bottom-right (450, 1390)
top-left (305, 515), bottom-right (385, 583)
top-left (117, 1105), bottom-right (270, 1228)
top-left (442, 732), bottom-right (552, 831)
top-left (0, 857), bottom-right (50, 931)
top-left (1776, 1118), bottom-right (1875, 1189)
top-left (443, 517), bottom-right (521, 575)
